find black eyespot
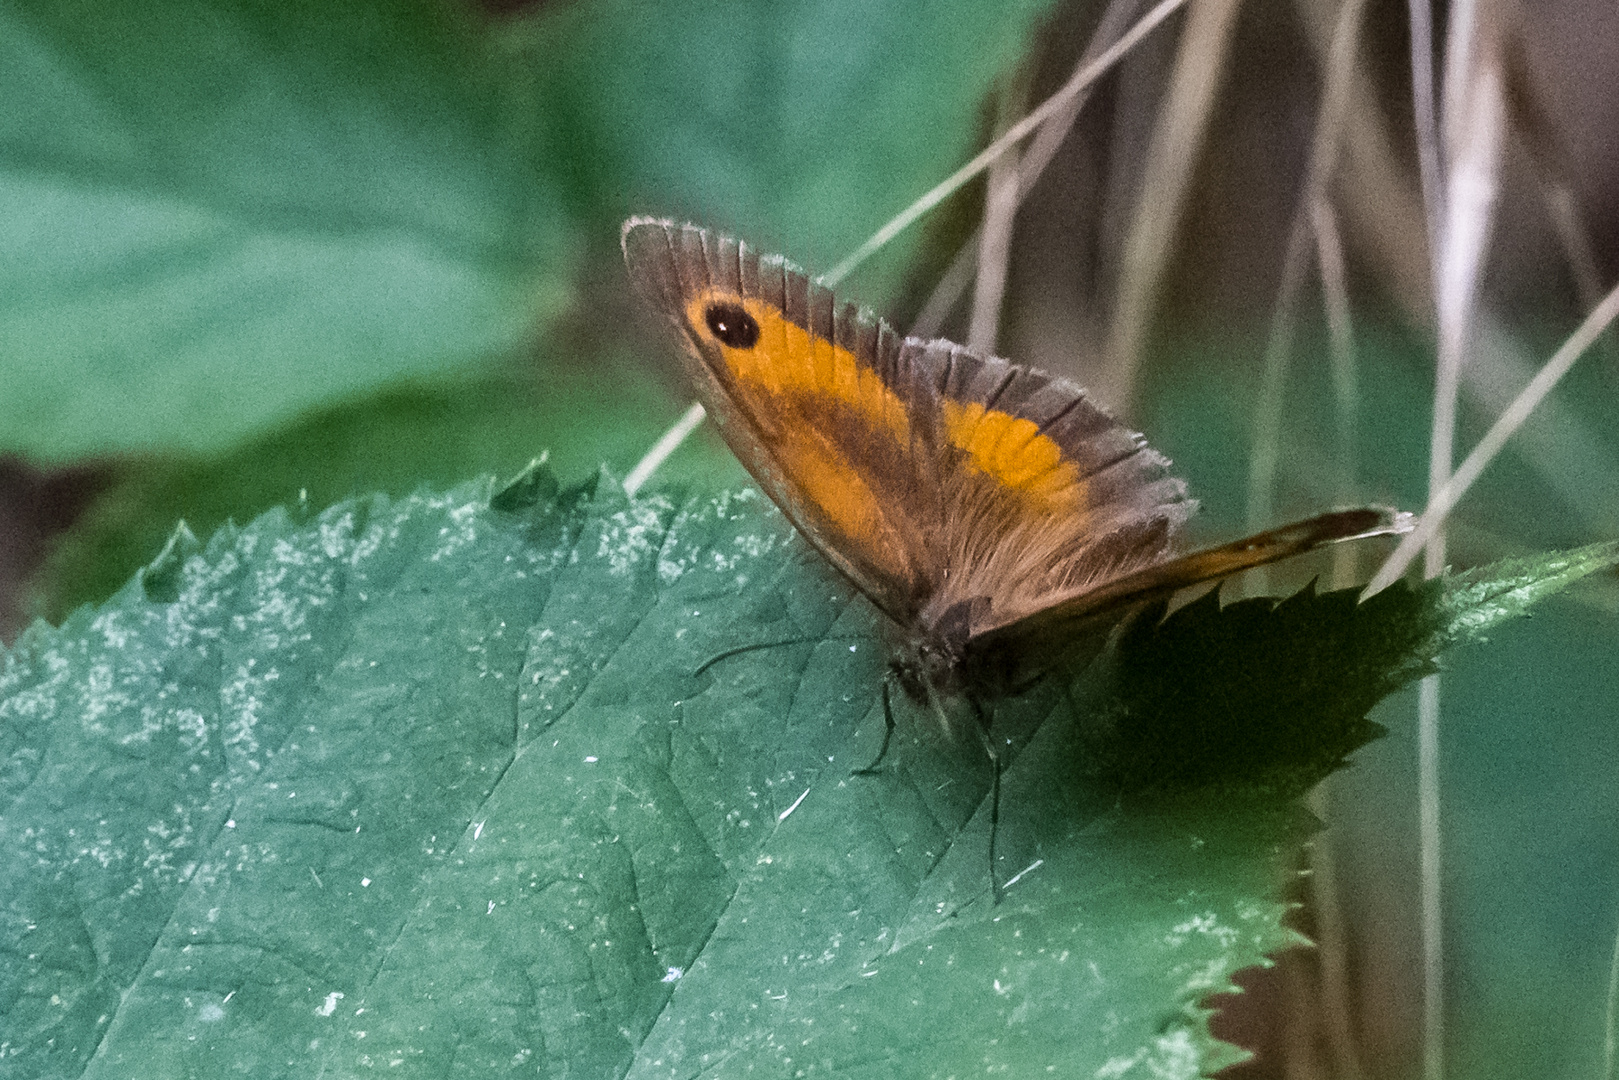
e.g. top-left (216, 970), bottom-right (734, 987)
top-left (704, 302), bottom-right (760, 349)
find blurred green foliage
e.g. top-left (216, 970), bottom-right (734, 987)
top-left (0, 0), bottom-right (569, 460)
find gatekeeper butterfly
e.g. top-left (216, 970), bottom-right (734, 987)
top-left (622, 218), bottom-right (1407, 890)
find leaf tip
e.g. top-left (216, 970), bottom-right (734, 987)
top-left (140, 520), bottom-right (202, 603)
top-left (490, 452), bottom-right (559, 513)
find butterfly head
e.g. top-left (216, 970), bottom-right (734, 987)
top-left (889, 596), bottom-right (984, 702)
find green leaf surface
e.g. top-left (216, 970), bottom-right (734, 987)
top-left (0, 0), bottom-right (567, 459)
top-left (3, 476), bottom-right (1611, 1077)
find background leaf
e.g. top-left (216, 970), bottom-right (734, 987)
top-left (508, 0), bottom-right (1065, 302)
top-left (0, 0), bottom-right (569, 461)
top-left (6, 0), bottom-right (1070, 631)
top-left (2, 476), bottom-right (1610, 1076)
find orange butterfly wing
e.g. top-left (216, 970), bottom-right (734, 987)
top-left (622, 218), bottom-right (1192, 631)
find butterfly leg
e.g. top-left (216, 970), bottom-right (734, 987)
top-left (851, 673), bottom-right (899, 776)
top-left (965, 695), bottom-right (1004, 905)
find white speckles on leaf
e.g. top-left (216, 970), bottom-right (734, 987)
top-left (317, 513), bottom-right (358, 560)
top-left (1094, 1027), bottom-right (1201, 1080)
top-left (1164, 912), bottom-right (1238, 949)
top-left (430, 499), bottom-right (483, 562)
top-left (1145, 1028), bottom-right (1201, 1079)
top-left (597, 503), bottom-right (669, 577)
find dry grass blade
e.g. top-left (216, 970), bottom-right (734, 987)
top-left (1303, 783), bottom-right (1367, 1080)
top-left (1104, 0), bottom-right (1243, 413)
top-left (1312, 197), bottom-right (1358, 514)
top-left (968, 74), bottom-right (1032, 354)
top-left (1364, 277), bottom-right (1619, 595)
top-left (913, 0), bottom-right (1147, 340)
top-left (1408, 0), bottom-right (1445, 268)
top-left (1411, 7), bottom-right (1507, 1078)
top-left (624, 401), bottom-right (706, 496)
top-left (1426, 0), bottom-right (1506, 576)
top-left (1607, 915), bottom-right (1619, 1080)
top-left (1291, 0), bottom-right (1432, 327)
top-left (823, 0), bottom-right (1190, 287)
top-left (1464, 317), bottom-right (1619, 536)
top-left (1246, 0), bottom-right (1368, 599)
top-left (911, 246), bottom-right (979, 339)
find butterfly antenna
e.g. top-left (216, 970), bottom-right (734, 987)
top-left (694, 637), bottom-right (816, 677)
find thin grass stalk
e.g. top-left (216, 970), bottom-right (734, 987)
top-left (824, 0), bottom-right (1189, 287)
top-left (1365, 278), bottom-right (1619, 592)
top-left (1104, 0), bottom-right (1243, 412)
top-left (624, 401), bottom-right (707, 496)
top-left (1309, 185), bottom-right (1364, 1080)
top-left (1605, 908), bottom-right (1619, 1080)
top-left (1245, 221), bottom-right (1311, 591)
top-left (1464, 319), bottom-right (1619, 535)
top-left (1305, 780), bottom-right (1366, 1080)
top-left (1408, 0), bottom-right (1445, 269)
top-left (1290, 0), bottom-right (1432, 327)
top-left (1417, 9), bottom-right (1505, 1079)
top-left (912, 245), bottom-right (980, 339)
top-left (1246, 0), bottom-right (1367, 593)
top-left (969, 74), bottom-right (1032, 354)
top-left (1281, 887), bottom-right (1324, 1080)
top-left (1417, 673), bottom-right (1444, 1080)
top-left (912, 0), bottom-right (1146, 340)
top-left (1312, 197), bottom-right (1359, 592)
top-left (1541, 184), bottom-right (1619, 376)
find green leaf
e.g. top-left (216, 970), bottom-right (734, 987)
top-left (3, 479), bottom-right (1610, 1076)
top-left (1435, 541), bottom-right (1619, 639)
top-left (1079, 539), bottom-right (1619, 795)
top-left (512, 0), bottom-right (1066, 303)
top-left (0, 0), bottom-right (568, 459)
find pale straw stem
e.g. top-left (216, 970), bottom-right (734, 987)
top-left (823, 0), bottom-right (1190, 287)
top-left (1245, 0), bottom-right (1366, 596)
top-left (1308, 782), bottom-right (1367, 1080)
top-left (968, 75), bottom-right (1031, 354)
top-left (1312, 197), bottom-right (1359, 591)
top-left (1363, 277), bottom-right (1619, 595)
top-left (623, 401), bottom-right (707, 497)
top-left (1417, 673), bottom-right (1444, 1080)
top-left (1408, 0), bottom-right (1445, 270)
top-left (1104, 0), bottom-right (1241, 412)
top-left (1412, 7), bottom-right (1501, 1076)
top-left (911, 0), bottom-right (1147, 339)
top-left (1605, 908), bottom-right (1619, 1080)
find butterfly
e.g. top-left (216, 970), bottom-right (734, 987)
top-left (622, 217), bottom-right (1406, 891)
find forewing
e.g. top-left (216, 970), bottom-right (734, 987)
top-left (622, 217), bottom-right (935, 622)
